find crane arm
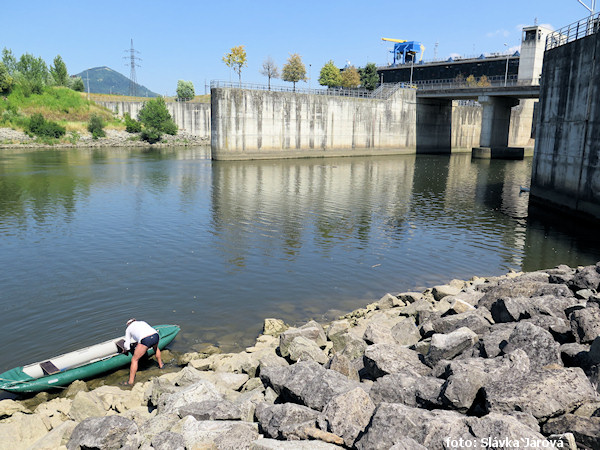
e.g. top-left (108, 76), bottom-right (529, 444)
top-left (419, 44), bottom-right (426, 62)
top-left (381, 38), bottom-right (407, 43)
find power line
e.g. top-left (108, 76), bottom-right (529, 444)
top-left (124, 39), bottom-right (142, 97)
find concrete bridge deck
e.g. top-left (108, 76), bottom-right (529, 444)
top-left (416, 83), bottom-right (540, 100)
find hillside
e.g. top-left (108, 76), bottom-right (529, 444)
top-left (74, 66), bottom-right (159, 97)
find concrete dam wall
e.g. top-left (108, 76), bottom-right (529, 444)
top-left (531, 31), bottom-right (600, 220)
top-left (98, 101), bottom-right (211, 137)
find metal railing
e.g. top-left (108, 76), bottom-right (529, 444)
top-left (546, 13), bottom-right (600, 50)
top-left (209, 80), bottom-right (414, 100)
top-left (415, 75), bottom-right (540, 91)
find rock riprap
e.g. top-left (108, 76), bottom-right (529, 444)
top-left (2, 264), bottom-right (600, 449)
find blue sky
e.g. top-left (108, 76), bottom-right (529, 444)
top-left (0, 0), bottom-right (595, 95)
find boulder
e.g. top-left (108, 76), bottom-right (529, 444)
top-left (377, 293), bottom-right (404, 309)
top-left (481, 367), bottom-right (597, 420)
top-left (543, 414), bottom-right (600, 450)
top-left (430, 311), bottom-right (492, 336)
top-left (389, 438), bottom-right (428, 450)
top-left (255, 402), bottom-right (319, 439)
top-left (67, 415), bottom-right (139, 450)
top-left (150, 431), bottom-right (185, 450)
top-left (425, 327), bottom-right (478, 366)
top-left (171, 416), bottom-right (258, 449)
top-left (397, 299), bottom-right (434, 318)
top-left (287, 336), bottom-right (329, 364)
top-left (317, 388), bottom-right (376, 447)
top-left (502, 321), bottom-right (562, 368)
top-left (258, 353), bottom-right (289, 373)
top-left (279, 321), bottom-right (327, 357)
top-left (363, 343), bottom-right (431, 379)
top-left (137, 412), bottom-right (180, 444)
top-left (325, 353), bottom-right (359, 381)
top-left (363, 322), bottom-right (396, 345)
top-left (570, 307), bottom-right (600, 344)
top-left (158, 379), bottom-right (223, 414)
top-left (478, 281), bottom-right (572, 311)
top-left (28, 420), bottom-right (77, 450)
top-left (213, 351), bottom-right (259, 377)
top-left (0, 399), bottom-right (28, 418)
top-left (432, 284), bottom-right (462, 301)
top-left (525, 315), bottom-right (572, 344)
top-left (465, 413), bottom-right (557, 448)
top-left (213, 422), bottom-right (261, 450)
top-left (260, 361), bottom-right (362, 411)
top-left (177, 399), bottom-right (242, 420)
top-left (354, 403), bottom-right (471, 450)
top-left (397, 292), bottom-right (424, 304)
top-left (263, 318), bottom-right (288, 336)
top-left (390, 318), bottom-right (421, 346)
top-left (560, 342), bottom-right (592, 367)
top-left (326, 320), bottom-right (350, 339)
top-left (329, 331), bottom-right (367, 360)
top-left (62, 380), bottom-right (89, 399)
top-left (68, 391), bottom-right (107, 422)
top-left (547, 265), bottom-right (576, 285)
top-left (481, 323), bottom-right (517, 358)
top-left (0, 412), bottom-right (49, 450)
top-left (250, 438), bottom-right (344, 449)
top-left (569, 264), bottom-right (600, 291)
top-left (92, 384), bottom-right (146, 413)
top-left (369, 372), bottom-right (444, 408)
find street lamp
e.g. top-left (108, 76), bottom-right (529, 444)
top-left (504, 43), bottom-right (509, 87)
top-left (577, 0), bottom-right (596, 15)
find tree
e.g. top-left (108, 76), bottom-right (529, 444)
top-left (176, 80), bottom-right (195, 100)
top-left (138, 97), bottom-right (178, 143)
top-left (0, 63), bottom-right (14, 94)
top-left (222, 45), bottom-right (247, 87)
top-left (50, 55), bottom-right (68, 86)
top-left (16, 53), bottom-right (49, 94)
top-left (477, 75), bottom-right (491, 87)
top-left (260, 56), bottom-right (279, 90)
top-left (466, 75), bottom-right (477, 87)
top-left (282, 53), bottom-right (307, 91)
top-left (70, 77), bottom-right (84, 92)
top-left (359, 63), bottom-right (379, 91)
top-left (2, 48), bottom-right (17, 75)
top-left (318, 60), bottom-right (342, 88)
top-left (341, 66), bottom-right (361, 89)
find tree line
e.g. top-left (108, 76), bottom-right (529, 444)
top-left (219, 45), bottom-right (381, 92)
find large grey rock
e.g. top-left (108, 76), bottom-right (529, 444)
top-left (0, 413), bottom-right (52, 450)
top-left (0, 399), bottom-right (27, 419)
top-left (525, 315), bottom-right (572, 344)
top-left (213, 422), bottom-right (261, 450)
top-left (363, 343), bottom-right (430, 379)
top-left (543, 414), bottom-right (600, 450)
top-left (263, 318), bottom-right (288, 336)
top-left (250, 438), bottom-right (344, 449)
top-left (363, 322), bottom-right (396, 345)
top-left (177, 400), bottom-right (242, 420)
top-left (377, 293), bottom-right (405, 309)
top-left (355, 403), bottom-right (471, 450)
top-left (569, 264), bottom-right (600, 291)
top-left (389, 438), bottom-right (428, 450)
top-left (438, 350), bottom-right (531, 413)
top-left (67, 415), bottom-right (139, 450)
top-left (397, 299), bottom-right (434, 318)
top-left (482, 367), bottom-right (598, 420)
top-left (502, 321), bottom-right (562, 368)
top-left (478, 281), bottom-right (572, 311)
top-left (317, 387), bottom-right (375, 447)
top-left (279, 321), bottom-right (327, 357)
top-left (425, 327), bottom-right (478, 366)
top-left (329, 331), bottom-right (367, 360)
top-left (570, 307), bottom-right (600, 344)
top-left (68, 391), bottom-right (106, 422)
top-left (481, 323), bottom-right (517, 358)
top-left (432, 284), bottom-right (462, 301)
top-left (325, 353), bottom-right (359, 381)
top-left (465, 413), bottom-right (557, 448)
top-left (255, 402), bottom-right (319, 439)
top-left (260, 360), bottom-right (361, 411)
top-left (158, 379), bottom-right (223, 414)
top-left (150, 431), bottom-right (185, 450)
top-left (390, 318), bottom-right (421, 346)
top-left (27, 420), bottom-right (77, 450)
top-left (560, 342), bottom-right (592, 367)
top-left (430, 310), bottom-right (492, 335)
top-left (369, 372), bottom-right (444, 408)
top-left (171, 416), bottom-right (258, 449)
top-left (287, 336), bottom-right (328, 364)
top-left (547, 265), bottom-right (576, 285)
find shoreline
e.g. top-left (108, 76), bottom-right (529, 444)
top-left (0, 127), bottom-right (209, 150)
top-left (2, 263), bottom-right (600, 449)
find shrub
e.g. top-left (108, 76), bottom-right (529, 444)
top-left (26, 113), bottom-right (65, 138)
top-left (138, 97), bottom-right (177, 143)
top-left (87, 114), bottom-right (106, 139)
top-left (176, 80), bottom-right (195, 100)
top-left (124, 112), bottom-right (142, 133)
top-left (0, 62), bottom-right (14, 94)
top-left (70, 77), bottom-right (84, 92)
top-left (140, 127), bottom-right (162, 144)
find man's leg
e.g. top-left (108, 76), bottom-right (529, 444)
top-left (153, 344), bottom-right (164, 369)
top-left (128, 343), bottom-right (148, 384)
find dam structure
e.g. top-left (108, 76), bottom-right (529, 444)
top-left (210, 25), bottom-right (549, 161)
top-left (530, 13), bottom-right (600, 221)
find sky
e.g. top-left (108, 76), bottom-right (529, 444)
top-left (0, 0), bottom-right (596, 96)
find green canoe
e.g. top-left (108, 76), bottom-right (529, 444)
top-left (0, 324), bottom-right (180, 394)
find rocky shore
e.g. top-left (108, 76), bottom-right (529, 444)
top-left (0, 127), bottom-right (209, 149)
top-left (3, 263), bottom-right (600, 449)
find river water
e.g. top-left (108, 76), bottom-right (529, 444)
top-left (1, 147), bottom-right (599, 374)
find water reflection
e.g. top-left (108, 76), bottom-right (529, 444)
top-left (0, 148), bottom-right (599, 374)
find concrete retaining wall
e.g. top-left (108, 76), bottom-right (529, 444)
top-left (98, 101), bottom-right (211, 137)
top-left (531, 31), bottom-right (600, 219)
top-left (210, 88), bottom-right (418, 160)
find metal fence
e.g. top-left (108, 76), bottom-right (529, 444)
top-left (209, 80), bottom-right (414, 100)
top-left (546, 13), bottom-right (600, 50)
top-left (415, 75), bottom-right (540, 91)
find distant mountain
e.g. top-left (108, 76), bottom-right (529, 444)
top-left (73, 66), bottom-right (159, 97)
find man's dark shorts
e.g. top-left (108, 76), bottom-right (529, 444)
top-left (140, 333), bottom-right (159, 347)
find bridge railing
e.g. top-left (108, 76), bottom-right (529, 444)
top-left (415, 76), bottom-right (540, 91)
top-left (209, 80), bottom-right (414, 100)
top-left (546, 13), bottom-right (600, 50)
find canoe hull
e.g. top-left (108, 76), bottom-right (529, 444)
top-left (0, 324), bottom-right (179, 393)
